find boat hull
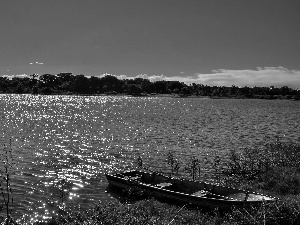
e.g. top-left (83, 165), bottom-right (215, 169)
top-left (106, 170), bottom-right (276, 210)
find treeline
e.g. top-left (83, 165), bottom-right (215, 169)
top-left (0, 73), bottom-right (299, 99)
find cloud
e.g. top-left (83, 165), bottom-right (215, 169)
top-left (116, 74), bottom-right (167, 82)
top-left (2, 74), bottom-right (28, 79)
top-left (147, 75), bottom-right (166, 82)
top-left (4, 67), bottom-right (298, 89)
top-left (30, 62), bottom-right (44, 65)
top-left (112, 67), bottom-right (300, 89)
top-left (116, 75), bottom-right (128, 80)
top-left (193, 67), bottom-right (300, 88)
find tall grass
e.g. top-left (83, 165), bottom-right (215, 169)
top-left (224, 139), bottom-right (300, 195)
top-left (0, 138), bottom-right (14, 225)
top-left (166, 151), bottom-right (180, 176)
top-left (184, 156), bottom-right (200, 181)
top-left (34, 198), bottom-right (300, 225)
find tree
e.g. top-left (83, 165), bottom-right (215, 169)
top-left (39, 74), bottom-right (58, 87)
top-left (280, 86), bottom-right (291, 96)
top-left (181, 87), bottom-right (191, 96)
top-left (0, 77), bottom-right (9, 92)
top-left (133, 78), bottom-right (152, 93)
top-left (240, 86), bottom-right (252, 97)
top-left (40, 86), bottom-right (54, 94)
top-left (230, 85), bottom-right (238, 95)
top-left (57, 73), bottom-right (74, 83)
top-left (29, 73), bottom-right (38, 80)
top-left (57, 73), bottom-right (75, 92)
top-left (128, 84), bottom-right (143, 95)
top-left (167, 81), bottom-right (184, 93)
top-left (72, 75), bottom-right (90, 94)
top-left (90, 76), bottom-right (103, 93)
top-left (10, 77), bottom-right (30, 93)
top-left (101, 75), bottom-right (123, 93)
top-left (152, 81), bottom-right (168, 94)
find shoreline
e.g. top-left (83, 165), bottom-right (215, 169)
top-left (0, 92), bottom-right (298, 100)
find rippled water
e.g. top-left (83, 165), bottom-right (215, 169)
top-left (0, 94), bottom-right (299, 222)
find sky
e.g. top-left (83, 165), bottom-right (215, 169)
top-left (1, 0), bottom-right (300, 88)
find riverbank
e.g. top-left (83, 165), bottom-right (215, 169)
top-left (31, 196), bottom-right (300, 225)
top-left (2, 92), bottom-right (299, 101)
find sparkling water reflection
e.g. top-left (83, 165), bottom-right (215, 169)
top-left (0, 94), bottom-right (299, 222)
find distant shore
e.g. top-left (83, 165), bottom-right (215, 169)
top-left (1, 74), bottom-right (299, 100)
top-left (1, 92), bottom-right (299, 101)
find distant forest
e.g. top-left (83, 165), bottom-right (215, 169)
top-left (0, 73), bottom-right (299, 100)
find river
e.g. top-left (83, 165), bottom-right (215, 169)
top-left (0, 94), bottom-right (299, 222)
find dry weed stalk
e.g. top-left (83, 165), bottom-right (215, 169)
top-left (0, 138), bottom-right (14, 224)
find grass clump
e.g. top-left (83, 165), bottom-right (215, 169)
top-left (224, 139), bottom-right (300, 195)
top-left (227, 200), bottom-right (300, 225)
top-left (0, 139), bottom-right (15, 225)
top-left (34, 199), bottom-right (300, 225)
top-left (34, 199), bottom-right (226, 225)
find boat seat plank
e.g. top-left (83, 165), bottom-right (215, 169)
top-left (156, 182), bottom-right (172, 188)
top-left (192, 190), bottom-right (210, 197)
top-left (124, 176), bottom-right (142, 181)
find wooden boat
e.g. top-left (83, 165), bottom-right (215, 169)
top-left (106, 170), bottom-right (276, 210)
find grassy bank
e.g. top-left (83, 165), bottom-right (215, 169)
top-left (35, 197), bottom-right (300, 225)
top-left (2, 140), bottom-right (300, 224)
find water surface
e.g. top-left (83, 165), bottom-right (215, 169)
top-left (0, 94), bottom-right (299, 222)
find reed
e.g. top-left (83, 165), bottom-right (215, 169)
top-left (185, 156), bottom-right (201, 181)
top-left (166, 151), bottom-right (180, 176)
top-left (0, 138), bottom-right (14, 225)
top-left (136, 155), bottom-right (143, 168)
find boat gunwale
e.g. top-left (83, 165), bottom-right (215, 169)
top-left (106, 170), bottom-right (277, 203)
